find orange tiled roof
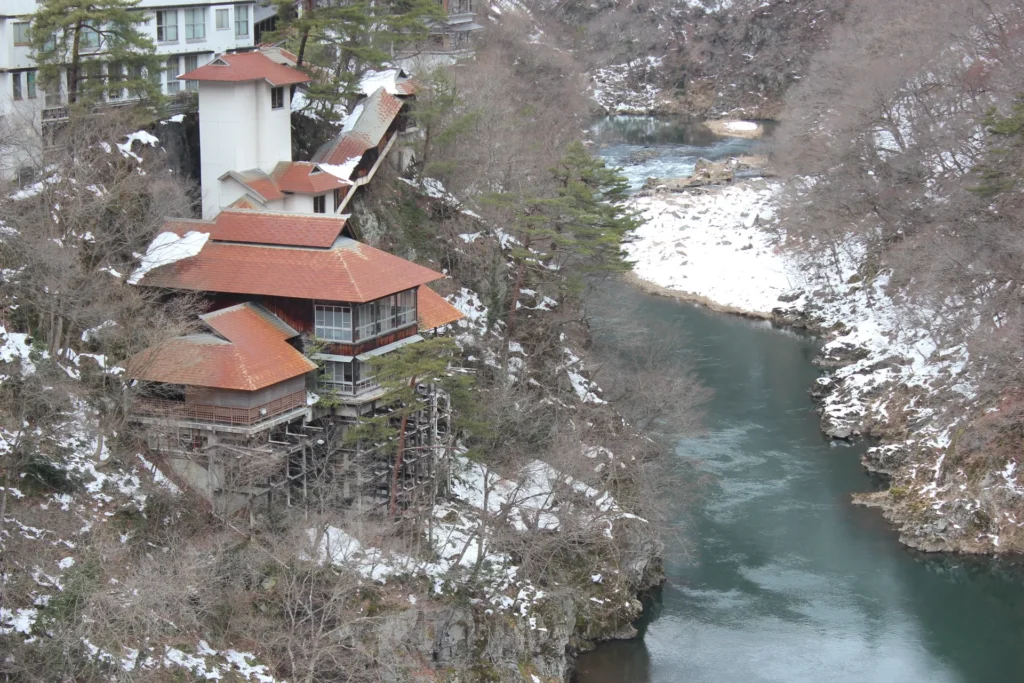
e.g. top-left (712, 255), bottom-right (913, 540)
top-left (222, 169), bottom-right (286, 202)
top-left (312, 89), bottom-right (404, 167)
top-left (228, 195), bottom-right (262, 210)
top-left (206, 209), bottom-right (348, 248)
top-left (314, 134), bottom-right (374, 168)
top-left (137, 236), bottom-right (445, 303)
top-left (271, 161), bottom-right (351, 194)
top-left (417, 287), bottom-right (465, 330)
top-left (128, 303), bottom-right (316, 391)
top-left (179, 52), bottom-right (310, 86)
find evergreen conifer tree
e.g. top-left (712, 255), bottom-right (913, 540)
top-left (270, 0), bottom-right (444, 123)
top-left (30, 0), bottom-right (163, 108)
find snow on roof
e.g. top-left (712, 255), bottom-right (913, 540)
top-left (358, 69), bottom-right (416, 97)
top-left (128, 231), bottom-right (209, 285)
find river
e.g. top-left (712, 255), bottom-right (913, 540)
top-left (576, 117), bottom-right (1024, 683)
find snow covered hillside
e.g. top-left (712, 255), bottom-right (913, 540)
top-left (625, 176), bottom-right (1016, 554)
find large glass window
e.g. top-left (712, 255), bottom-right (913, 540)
top-left (81, 26), bottom-right (101, 50)
top-left (25, 71), bottom-right (36, 99)
top-left (215, 8), bottom-right (230, 30)
top-left (319, 360), bottom-right (377, 395)
top-left (354, 290), bottom-right (417, 341)
top-left (165, 57), bottom-right (180, 93)
top-left (156, 10), bottom-right (178, 42)
top-left (13, 22), bottom-right (30, 46)
top-left (12, 73), bottom-right (22, 101)
top-left (315, 304), bottom-right (352, 342)
top-left (107, 62), bottom-right (123, 99)
top-left (184, 8), bottom-right (206, 41)
top-left (235, 5), bottom-right (250, 36)
top-left (271, 86), bottom-right (284, 109)
top-left (183, 54), bottom-right (199, 90)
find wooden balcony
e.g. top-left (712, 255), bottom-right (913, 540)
top-left (133, 389), bottom-right (307, 427)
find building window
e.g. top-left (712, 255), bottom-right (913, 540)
top-left (13, 22), bottom-right (30, 46)
top-left (184, 8), bottom-right (205, 41)
top-left (270, 86), bottom-right (284, 109)
top-left (156, 10), bottom-right (178, 42)
top-left (215, 8), bottom-right (230, 30)
top-left (319, 360), bottom-right (376, 395)
top-left (107, 62), bottom-right (123, 99)
top-left (12, 73), bottom-right (22, 101)
top-left (165, 57), bottom-right (180, 93)
top-left (315, 304), bottom-right (352, 342)
top-left (147, 64), bottom-right (163, 93)
top-left (26, 71), bottom-right (36, 99)
top-left (234, 5), bottom-right (250, 36)
top-left (354, 290), bottom-right (417, 342)
top-left (81, 25), bottom-right (101, 50)
top-left (45, 83), bottom-right (62, 108)
top-left (313, 194), bottom-right (326, 214)
top-left (334, 188), bottom-right (343, 211)
top-left (183, 54), bottom-right (199, 90)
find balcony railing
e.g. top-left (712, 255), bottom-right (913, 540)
top-left (317, 378), bottom-right (379, 397)
top-left (133, 389), bottom-right (307, 427)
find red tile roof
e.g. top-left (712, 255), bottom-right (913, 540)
top-left (205, 209), bottom-right (348, 248)
top-left (137, 236), bottom-right (446, 303)
top-left (314, 134), bottom-right (374, 168)
top-left (417, 287), bottom-right (465, 330)
top-left (271, 161), bottom-right (351, 194)
top-left (312, 89), bottom-right (404, 167)
top-left (222, 169), bottom-right (286, 202)
top-left (128, 303), bottom-right (316, 391)
top-left (179, 52), bottom-right (310, 86)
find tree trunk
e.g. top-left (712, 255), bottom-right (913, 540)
top-left (68, 21), bottom-right (83, 104)
top-left (506, 239), bottom-right (529, 344)
top-left (0, 468), bottom-right (11, 536)
top-left (295, 0), bottom-right (314, 67)
top-left (388, 375), bottom-right (417, 518)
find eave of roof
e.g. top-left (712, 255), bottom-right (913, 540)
top-left (128, 302), bottom-right (316, 391)
top-left (137, 236), bottom-right (447, 303)
top-left (205, 209), bottom-right (348, 248)
top-left (179, 51), bottom-right (310, 86)
top-left (417, 287), bottom-right (465, 330)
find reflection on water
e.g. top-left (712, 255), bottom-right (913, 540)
top-left (575, 269), bottom-right (1024, 683)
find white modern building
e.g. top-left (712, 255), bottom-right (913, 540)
top-left (0, 0), bottom-right (259, 180)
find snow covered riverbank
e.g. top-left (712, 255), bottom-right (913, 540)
top-left (625, 177), bottom-right (1021, 554)
top-left (625, 180), bottom-right (802, 317)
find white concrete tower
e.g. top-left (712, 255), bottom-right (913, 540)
top-left (180, 51), bottom-right (309, 218)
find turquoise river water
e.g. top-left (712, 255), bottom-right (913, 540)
top-left (573, 117), bottom-right (1024, 683)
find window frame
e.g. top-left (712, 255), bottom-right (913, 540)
top-left (318, 359), bottom-right (378, 395)
top-left (80, 25), bottom-right (101, 51)
top-left (313, 194), bottom-right (326, 214)
top-left (165, 57), bottom-right (180, 93)
top-left (184, 8), bottom-right (206, 41)
top-left (12, 73), bottom-right (22, 101)
top-left (183, 54), bottom-right (199, 91)
top-left (25, 71), bottom-right (36, 99)
top-left (107, 62), bottom-right (123, 100)
top-left (314, 304), bottom-right (353, 343)
top-left (270, 85), bottom-right (284, 110)
top-left (234, 5), bottom-right (250, 37)
top-left (13, 22), bottom-right (30, 46)
top-left (353, 290), bottom-right (417, 342)
top-left (156, 9), bottom-right (178, 42)
top-left (215, 8), bottom-right (230, 30)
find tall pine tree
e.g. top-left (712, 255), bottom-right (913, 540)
top-left (30, 0), bottom-right (162, 108)
top-left (487, 141), bottom-right (640, 339)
